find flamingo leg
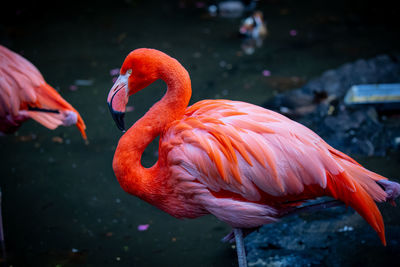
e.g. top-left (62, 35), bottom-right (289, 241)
top-left (234, 228), bottom-right (248, 267)
top-left (0, 188), bottom-right (5, 265)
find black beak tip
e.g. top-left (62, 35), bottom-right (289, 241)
top-left (108, 102), bottom-right (126, 132)
top-left (114, 112), bottom-right (126, 132)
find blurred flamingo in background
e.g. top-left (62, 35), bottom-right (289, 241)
top-left (0, 45), bottom-right (86, 139)
top-left (239, 10), bottom-right (268, 39)
top-left (239, 10), bottom-right (268, 55)
top-left (107, 48), bottom-right (400, 267)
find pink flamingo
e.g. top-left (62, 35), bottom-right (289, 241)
top-left (0, 45), bottom-right (87, 263)
top-left (107, 48), bottom-right (400, 267)
top-left (0, 45), bottom-right (86, 139)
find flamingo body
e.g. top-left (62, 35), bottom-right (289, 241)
top-left (161, 99), bottom-right (387, 231)
top-left (108, 48), bottom-right (399, 259)
top-left (0, 45), bottom-right (86, 138)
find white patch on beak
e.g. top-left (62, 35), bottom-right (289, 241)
top-left (107, 72), bottom-right (131, 104)
top-left (115, 72), bottom-right (130, 94)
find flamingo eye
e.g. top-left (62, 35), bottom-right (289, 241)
top-left (127, 69), bottom-right (132, 75)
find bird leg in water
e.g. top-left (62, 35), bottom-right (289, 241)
top-left (0, 188), bottom-right (5, 265)
top-left (234, 228), bottom-right (248, 267)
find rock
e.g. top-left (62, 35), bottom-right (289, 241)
top-left (265, 89), bottom-right (314, 110)
top-left (262, 54), bottom-right (400, 156)
top-left (245, 206), bottom-right (357, 267)
top-left (366, 107), bottom-right (379, 124)
top-left (350, 138), bottom-right (375, 156)
top-left (323, 110), bottom-right (365, 132)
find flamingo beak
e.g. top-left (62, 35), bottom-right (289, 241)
top-left (107, 74), bottom-right (129, 132)
top-left (108, 103), bottom-right (126, 132)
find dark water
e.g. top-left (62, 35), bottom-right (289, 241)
top-left (0, 0), bottom-right (399, 266)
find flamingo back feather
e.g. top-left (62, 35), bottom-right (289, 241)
top-left (162, 100), bottom-right (387, 244)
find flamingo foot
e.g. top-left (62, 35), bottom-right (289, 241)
top-left (377, 179), bottom-right (400, 206)
top-left (234, 228), bottom-right (248, 267)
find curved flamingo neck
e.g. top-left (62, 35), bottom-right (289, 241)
top-left (113, 56), bottom-right (191, 201)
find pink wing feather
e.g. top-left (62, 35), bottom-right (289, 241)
top-left (161, 99), bottom-right (387, 244)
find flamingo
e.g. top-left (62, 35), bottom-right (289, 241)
top-left (107, 48), bottom-right (400, 267)
top-left (0, 45), bottom-right (86, 139)
top-left (239, 11), bottom-right (268, 39)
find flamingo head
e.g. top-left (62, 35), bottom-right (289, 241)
top-left (107, 48), bottom-right (162, 131)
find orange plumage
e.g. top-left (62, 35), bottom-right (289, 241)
top-left (107, 48), bottom-right (399, 256)
top-left (0, 45), bottom-right (86, 139)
